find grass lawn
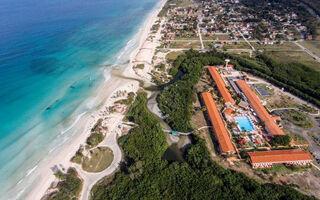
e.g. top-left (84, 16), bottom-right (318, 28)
top-left (170, 41), bottom-right (201, 49)
top-left (224, 42), bottom-right (251, 49)
top-left (299, 40), bottom-right (320, 58)
top-left (202, 34), bottom-right (230, 40)
top-left (253, 42), bottom-right (300, 51)
top-left (265, 51), bottom-right (320, 71)
top-left (166, 51), bottom-right (184, 62)
top-left (284, 110), bottom-right (313, 129)
top-left (82, 147), bottom-right (114, 173)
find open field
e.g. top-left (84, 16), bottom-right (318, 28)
top-left (174, 36), bottom-right (199, 40)
top-left (224, 42), bottom-right (251, 49)
top-left (82, 147), bottom-right (114, 173)
top-left (166, 51), bottom-right (184, 62)
top-left (170, 41), bottom-right (202, 49)
top-left (202, 34), bottom-right (231, 40)
top-left (299, 40), bottom-right (320, 58)
top-left (253, 42), bottom-right (300, 51)
top-left (265, 51), bottom-right (320, 71)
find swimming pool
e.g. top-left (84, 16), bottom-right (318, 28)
top-left (235, 117), bottom-right (254, 131)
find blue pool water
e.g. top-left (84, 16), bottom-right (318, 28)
top-left (235, 117), bottom-right (255, 131)
top-left (0, 0), bottom-right (160, 198)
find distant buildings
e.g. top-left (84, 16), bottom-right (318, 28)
top-left (248, 149), bottom-right (312, 168)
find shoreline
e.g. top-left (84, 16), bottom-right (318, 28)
top-left (24, 0), bottom-right (167, 199)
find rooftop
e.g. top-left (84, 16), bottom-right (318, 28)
top-left (201, 92), bottom-right (235, 154)
top-left (208, 67), bottom-right (235, 104)
top-left (236, 80), bottom-right (284, 136)
top-left (248, 149), bottom-right (312, 164)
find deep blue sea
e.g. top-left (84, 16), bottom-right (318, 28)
top-left (0, 0), bottom-right (159, 198)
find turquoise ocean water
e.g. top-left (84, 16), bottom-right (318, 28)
top-left (0, 0), bottom-right (159, 198)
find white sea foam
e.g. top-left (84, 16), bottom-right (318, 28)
top-left (26, 165), bottom-right (38, 177)
top-left (60, 112), bottom-right (86, 135)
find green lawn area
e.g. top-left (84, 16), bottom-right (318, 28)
top-left (202, 34), bottom-right (230, 40)
top-left (253, 42), bottom-right (300, 51)
top-left (265, 51), bottom-right (320, 71)
top-left (174, 36), bottom-right (199, 40)
top-left (166, 51), bottom-right (184, 62)
top-left (224, 42), bottom-right (251, 49)
top-left (82, 147), bottom-right (114, 173)
top-left (170, 41), bottom-right (201, 49)
top-left (299, 40), bottom-right (320, 58)
top-left (251, 42), bottom-right (320, 71)
top-left (284, 110), bottom-right (313, 129)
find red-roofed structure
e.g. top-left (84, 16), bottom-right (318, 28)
top-left (201, 92), bottom-right (235, 154)
top-left (208, 67), bottom-right (235, 105)
top-left (236, 80), bottom-right (284, 136)
top-left (248, 150), bottom-right (312, 168)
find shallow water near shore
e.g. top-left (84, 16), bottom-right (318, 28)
top-left (0, 0), bottom-right (159, 198)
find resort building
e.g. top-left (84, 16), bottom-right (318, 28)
top-left (248, 149), bottom-right (312, 168)
top-left (208, 66), bottom-right (235, 105)
top-left (201, 92), bottom-right (235, 154)
top-left (236, 80), bottom-right (284, 136)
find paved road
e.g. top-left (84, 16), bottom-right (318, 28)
top-left (294, 41), bottom-right (320, 63)
top-left (75, 124), bottom-right (123, 200)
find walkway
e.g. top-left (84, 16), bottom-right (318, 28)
top-left (197, 19), bottom-right (205, 50)
top-left (294, 41), bottom-right (320, 63)
top-left (235, 26), bottom-right (256, 51)
top-left (163, 126), bottom-right (212, 136)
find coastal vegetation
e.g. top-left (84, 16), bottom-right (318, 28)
top-left (86, 119), bottom-right (106, 148)
top-left (70, 147), bottom-right (84, 164)
top-left (134, 64), bottom-right (145, 70)
top-left (47, 168), bottom-right (82, 200)
top-left (90, 90), bottom-right (315, 200)
top-left (115, 92), bottom-right (135, 105)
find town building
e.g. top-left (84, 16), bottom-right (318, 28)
top-left (201, 92), bottom-right (235, 155)
top-left (208, 66), bottom-right (235, 105)
top-left (236, 80), bottom-right (284, 136)
top-left (248, 149), bottom-right (312, 168)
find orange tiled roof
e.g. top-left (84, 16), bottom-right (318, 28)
top-left (201, 92), bottom-right (235, 154)
top-left (248, 150), bottom-right (312, 164)
top-left (224, 108), bottom-right (234, 116)
top-left (236, 80), bottom-right (284, 136)
top-left (208, 67), bottom-right (235, 104)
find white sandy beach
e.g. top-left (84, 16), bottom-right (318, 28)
top-left (24, 0), bottom-right (167, 199)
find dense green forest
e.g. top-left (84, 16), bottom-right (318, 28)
top-left (158, 50), bottom-right (224, 132)
top-left (90, 91), bottom-right (315, 200)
